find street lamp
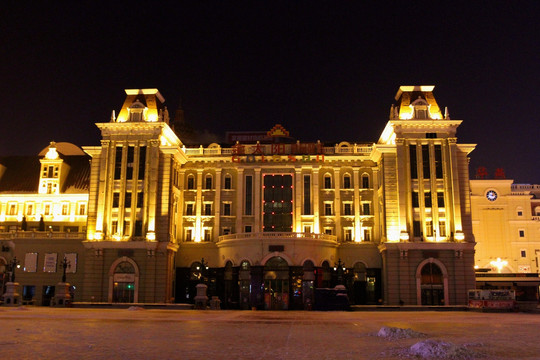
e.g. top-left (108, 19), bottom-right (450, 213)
top-left (200, 258), bottom-right (209, 281)
top-left (8, 257), bottom-right (20, 283)
top-left (333, 258), bottom-right (346, 285)
top-left (60, 257), bottom-right (71, 283)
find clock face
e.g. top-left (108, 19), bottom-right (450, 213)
top-left (486, 190), bottom-right (497, 201)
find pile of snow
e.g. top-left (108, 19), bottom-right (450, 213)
top-left (127, 306), bottom-right (145, 311)
top-left (409, 339), bottom-right (476, 359)
top-left (377, 326), bottom-right (426, 340)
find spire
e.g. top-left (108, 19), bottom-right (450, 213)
top-left (110, 110), bottom-right (116, 122)
top-left (444, 107), bottom-right (450, 119)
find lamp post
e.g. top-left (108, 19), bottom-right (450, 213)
top-left (200, 258), bottom-right (209, 283)
top-left (333, 258), bottom-right (346, 285)
top-left (60, 257), bottom-right (71, 283)
top-left (8, 257), bottom-right (20, 283)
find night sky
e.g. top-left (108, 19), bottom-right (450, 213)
top-left (1, 2), bottom-right (539, 183)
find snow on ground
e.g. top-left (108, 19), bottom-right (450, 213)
top-left (0, 307), bottom-right (539, 359)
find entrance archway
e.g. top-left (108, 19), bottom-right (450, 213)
top-left (263, 256), bottom-right (289, 310)
top-left (108, 257), bottom-right (139, 303)
top-left (416, 258), bottom-right (448, 305)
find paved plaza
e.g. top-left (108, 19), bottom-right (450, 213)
top-left (0, 307), bottom-right (539, 359)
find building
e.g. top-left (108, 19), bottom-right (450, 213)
top-left (470, 179), bottom-right (540, 302)
top-left (1, 86), bottom-right (477, 308)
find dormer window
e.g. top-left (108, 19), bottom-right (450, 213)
top-left (128, 100), bottom-right (147, 122)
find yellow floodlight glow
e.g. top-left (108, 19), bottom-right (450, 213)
top-left (399, 105), bottom-right (414, 120)
top-left (112, 233), bottom-right (122, 241)
top-left (454, 231), bottom-right (465, 241)
top-left (146, 232), bottom-right (156, 241)
top-left (400, 231), bottom-right (410, 241)
top-left (45, 146), bottom-right (59, 160)
top-left (93, 231), bottom-right (103, 241)
top-left (490, 258), bottom-right (508, 273)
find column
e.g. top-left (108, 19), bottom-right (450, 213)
top-left (235, 168), bottom-right (244, 233)
top-left (312, 167), bottom-right (320, 233)
top-left (213, 169), bottom-right (222, 241)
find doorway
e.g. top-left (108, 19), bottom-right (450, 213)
top-left (264, 256), bottom-right (289, 310)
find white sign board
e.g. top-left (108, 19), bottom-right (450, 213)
top-left (43, 253), bottom-right (58, 272)
top-left (24, 253), bottom-right (38, 273)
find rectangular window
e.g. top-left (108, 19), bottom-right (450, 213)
top-left (324, 228), bottom-right (333, 235)
top-left (223, 228), bottom-right (231, 235)
top-left (324, 203), bottom-right (332, 216)
top-left (517, 211), bottom-right (523, 216)
top-left (137, 192), bottom-right (144, 208)
top-left (363, 228), bottom-right (371, 241)
top-left (186, 203), bottom-right (194, 216)
top-left (245, 175), bottom-right (253, 216)
top-left (61, 203), bottom-right (69, 216)
top-left (303, 175), bottom-right (311, 215)
top-left (344, 228), bottom-right (352, 241)
top-left (519, 230), bottom-right (525, 238)
top-left (204, 229), bottom-right (211, 242)
top-left (44, 204), bottom-right (51, 216)
top-left (244, 225), bottom-right (252, 233)
top-left (111, 220), bottom-right (118, 234)
top-left (223, 203), bottom-right (231, 216)
top-left (126, 146), bottom-right (134, 179)
top-left (409, 146), bottom-right (418, 179)
top-left (138, 146), bottom-right (146, 180)
top-left (224, 176), bottom-right (232, 189)
top-left (426, 220), bottom-right (433, 237)
top-left (303, 225), bottom-right (312, 233)
top-left (344, 203), bottom-right (352, 216)
top-left (205, 176), bottom-right (212, 190)
top-left (439, 220), bottom-right (446, 237)
top-left (343, 175), bottom-right (351, 189)
top-left (204, 203), bottom-right (212, 216)
top-left (124, 192), bottom-right (132, 208)
top-left (26, 203), bottom-right (34, 216)
top-left (112, 193), bottom-right (120, 208)
top-left (47, 165), bottom-right (54, 178)
top-left (186, 229), bottom-right (193, 241)
top-left (263, 174), bottom-right (293, 232)
top-left (412, 192), bottom-right (419, 208)
top-left (134, 220), bottom-right (143, 237)
top-left (437, 192), bottom-right (445, 208)
top-left (8, 203), bottom-right (17, 215)
top-left (114, 146), bottom-right (123, 180)
top-left (123, 220), bottom-right (130, 236)
top-left (78, 203), bottom-right (86, 215)
top-left (424, 192), bottom-right (432, 208)
top-left (422, 145), bottom-right (430, 179)
top-left (413, 220), bottom-right (421, 237)
top-left (434, 145), bottom-right (443, 178)
top-left (521, 250), bottom-right (527, 258)
top-left (362, 203), bottom-right (370, 215)
top-left (46, 183), bottom-right (53, 194)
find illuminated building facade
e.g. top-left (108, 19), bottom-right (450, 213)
top-left (1, 86), bottom-right (477, 307)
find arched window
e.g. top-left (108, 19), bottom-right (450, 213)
top-left (361, 174), bottom-right (370, 189)
top-left (187, 174), bottom-right (195, 190)
top-left (343, 174), bottom-right (351, 189)
top-left (205, 174), bottom-right (213, 190)
top-left (324, 174), bottom-right (332, 189)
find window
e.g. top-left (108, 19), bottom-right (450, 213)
top-left (409, 146), bottom-right (418, 179)
top-left (439, 220), bottom-right (446, 237)
top-left (413, 220), bottom-right (421, 237)
top-left (517, 211), bottom-right (523, 216)
top-left (303, 225), bottom-right (312, 233)
top-left (205, 175), bottom-right (212, 190)
top-left (434, 145), bottom-right (443, 178)
top-left (222, 228), bottom-right (231, 235)
top-left (61, 203), bottom-right (69, 216)
top-left (126, 146), bottom-right (134, 179)
top-left (324, 174), bottom-right (332, 189)
top-left (44, 203), bottom-right (51, 216)
top-left (363, 228), bottom-right (371, 241)
top-left (26, 203), bottom-right (34, 216)
top-left (343, 174), bottom-right (351, 189)
top-left (224, 175), bottom-right (232, 189)
top-left (186, 229), bottom-right (193, 241)
top-left (223, 203), bottom-right (231, 216)
top-left (187, 175), bottom-right (195, 190)
top-left (521, 249), bottom-right (527, 258)
top-left (324, 203), bottom-right (333, 216)
top-left (111, 220), bottom-right (118, 234)
top-left (424, 192), bottom-right (432, 208)
top-left (362, 174), bottom-right (369, 189)
top-left (422, 145), bottom-right (430, 179)
top-left (519, 230), bottom-right (525, 238)
top-left (303, 175), bottom-right (311, 215)
top-left (245, 175), bottom-right (253, 215)
top-left (134, 220), bottom-right (143, 236)
top-left (186, 203), bottom-right (194, 216)
top-left (426, 220), bottom-right (433, 237)
top-left (362, 203), bottom-right (370, 215)
top-left (137, 192), bottom-right (144, 208)
top-left (112, 193), bottom-right (120, 208)
top-left (138, 146), bottom-right (146, 180)
top-left (78, 203), bottom-right (86, 215)
top-left (437, 192), bottom-right (445, 208)
top-left (412, 192), bottom-right (419, 208)
top-left (244, 225), bottom-right (252, 233)
top-left (204, 228), bottom-right (211, 242)
top-left (46, 183), bottom-right (53, 194)
top-left (8, 203), bottom-right (17, 215)
top-left (204, 203), bottom-right (212, 216)
top-left (344, 203), bottom-right (352, 216)
top-left (324, 228), bottom-right (333, 235)
top-left (124, 192), bottom-right (132, 208)
top-left (114, 146), bottom-right (123, 180)
top-left (344, 228), bottom-right (352, 241)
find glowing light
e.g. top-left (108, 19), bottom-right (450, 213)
top-left (93, 232), bottom-right (103, 241)
top-left (474, 265), bottom-right (479, 269)
top-left (45, 144), bottom-right (59, 160)
top-left (490, 258), bottom-right (508, 273)
top-left (112, 233), bottom-right (122, 241)
top-left (146, 232), bottom-right (156, 241)
top-left (454, 231), bottom-right (465, 241)
top-left (400, 231), bottom-right (410, 241)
